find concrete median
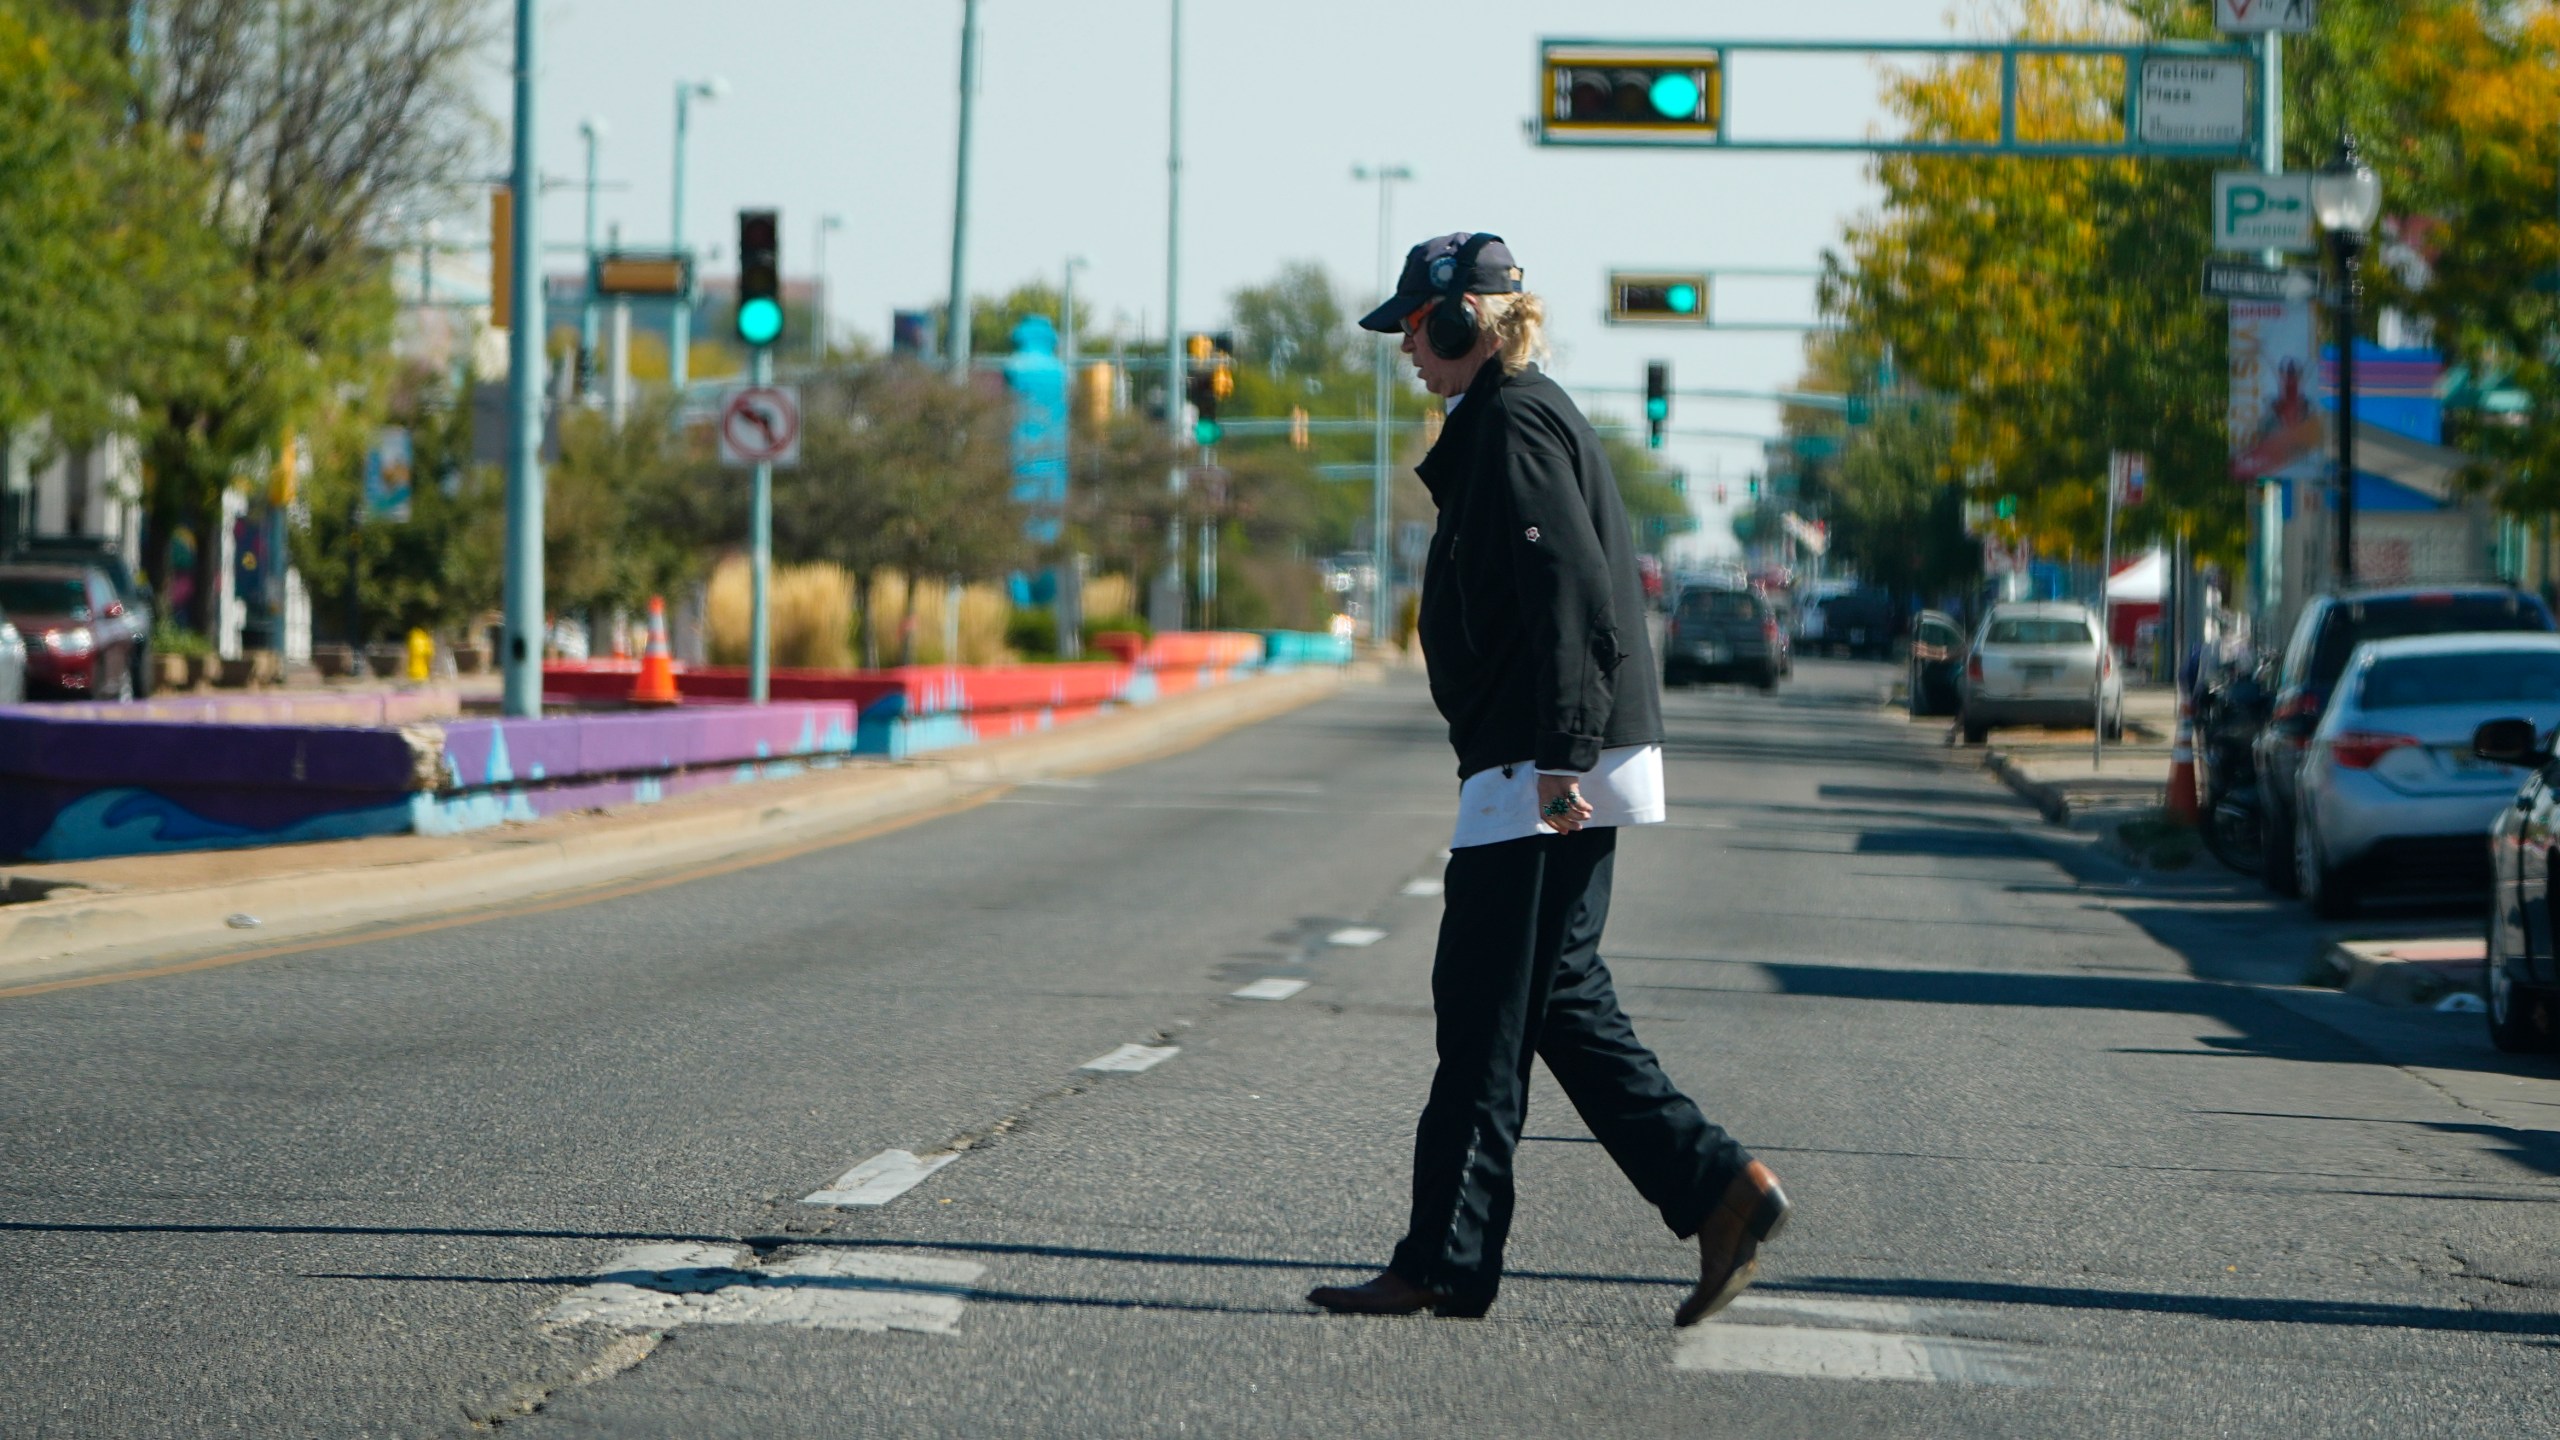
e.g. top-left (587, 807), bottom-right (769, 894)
top-left (0, 663), bottom-right (1365, 991)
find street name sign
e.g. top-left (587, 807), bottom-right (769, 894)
top-left (2215, 0), bottom-right (2314, 35)
top-left (2138, 58), bottom-right (2248, 149)
top-left (717, 385), bottom-right (801, 468)
top-left (2214, 172), bottom-right (2315, 252)
top-left (2203, 257), bottom-right (2317, 303)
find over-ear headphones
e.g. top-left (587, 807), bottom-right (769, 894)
top-left (1425, 233), bottom-right (1508, 361)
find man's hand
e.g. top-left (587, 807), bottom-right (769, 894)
top-left (1537, 773), bottom-right (1594, 834)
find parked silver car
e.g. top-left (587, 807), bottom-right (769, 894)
top-left (1959, 602), bottom-right (2123, 744)
top-left (2293, 633), bottom-right (2560, 918)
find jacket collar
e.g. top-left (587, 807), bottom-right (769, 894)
top-left (1417, 361), bottom-right (1538, 504)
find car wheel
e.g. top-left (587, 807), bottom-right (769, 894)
top-left (1960, 713), bottom-right (1989, 746)
top-left (2261, 790), bottom-right (2302, 897)
top-left (1662, 664), bottom-right (1689, 690)
top-left (2297, 804), bottom-right (2356, 919)
top-left (2485, 906), bottom-right (2552, 1053)
top-left (2101, 704), bottom-right (2124, 741)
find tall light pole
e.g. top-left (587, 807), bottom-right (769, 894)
top-left (946, 0), bottom-right (983, 377)
top-left (813, 213), bottom-right (843, 364)
top-left (1156, 0), bottom-right (1186, 631)
top-left (668, 75), bottom-right (725, 395)
top-left (2314, 133), bottom-right (2382, 591)
top-left (577, 115), bottom-right (607, 402)
top-left (500, 0), bottom-right (545, 717)
top-left (1353, 162), bottom-right (1412, 643)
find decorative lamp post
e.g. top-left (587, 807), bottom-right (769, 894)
top-left (2312, 133), bottom-right (2382, 588)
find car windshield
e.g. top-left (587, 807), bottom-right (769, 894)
top-left (1985, 616), bottom-right (2092, 647)
top-left (2309, 595), bottom-right (2555, 691)
top-left (1679, 591), bottom-right (1759, 622)
top-left (2357, 651), bottom-right (2560, 710)
top-left (0, 578), bottom-right (87, 617)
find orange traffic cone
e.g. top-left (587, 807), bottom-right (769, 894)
top-left (630, 595), bottom-right (680, 706)
top-left (2166, 689), bottom-right (2201, 823)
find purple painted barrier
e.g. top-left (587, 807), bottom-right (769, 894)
top-left (0, 702), bottom-right (861, 861)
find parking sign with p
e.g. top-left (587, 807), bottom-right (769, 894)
top-left (2213, 172), bottom-right (2315, 253)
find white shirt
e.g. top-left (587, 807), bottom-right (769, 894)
top-left (1450, 744), bottom-right (1666, 849)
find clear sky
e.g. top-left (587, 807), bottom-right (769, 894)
top-left (510, 0), bottom-right (1973, 553)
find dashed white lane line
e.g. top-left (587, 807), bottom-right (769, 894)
top-left (1327, 926), bottom-right (1387, 947)
top-left (1677, 1294), bottom-right (2042, 1385)
top-left (545, 1245), bottom-right (984, 1335)
top-left (1231, 978), bottom-right (1308, 1001)
top-left (1400, 878), bottom-right (1445, 897)
top-left (1081, 1042), bottom-right (1181, 1073)
top-left (801, 1149), bottom-right (957, 1207)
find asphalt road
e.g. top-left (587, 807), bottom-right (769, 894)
top-left (4, 659), bottom-right (2557, 1437)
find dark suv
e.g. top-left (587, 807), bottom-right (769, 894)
top-left (1664, 585), bottom-right (1782, 691)
top-left (2255, 586), bottom-right (2556, 895)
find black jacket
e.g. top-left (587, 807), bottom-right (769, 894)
top-left (1416, 362), bottom-right (1664, 780)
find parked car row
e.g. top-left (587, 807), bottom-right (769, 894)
top-left (0, 558), bottom-right (149, 702)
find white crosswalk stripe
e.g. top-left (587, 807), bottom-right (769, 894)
top-left (1080, 1042), bottom-right (1180, 1073)
top-left (801, 1148), bottom-right (956, 1207)
top-left (1673, 1294), bottom-right (2044, 1385)
top-left (1326, 926), bottom-right (1386, 947)
top-left (1231, 978), bottom-right (1308, 1000)
top-left (545, 1245), bottom-right (985, 1335)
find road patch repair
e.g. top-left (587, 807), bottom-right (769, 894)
top-left (545, 1245), bottom-right (983, 1335)
top-left (1080, 1043), bottom-right (1180, 1073)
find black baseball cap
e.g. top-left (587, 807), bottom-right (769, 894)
top-left (1356, 232), bottom-right (1526, 333)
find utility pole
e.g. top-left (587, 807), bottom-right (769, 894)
top-left (501, 0), bottom-right (545, 717)
top-left (578, 116), bottom-right (606, 402)
top-left (2256, 29), bottom-right (2286, 622)
top-left (1060, 255), bottom-right (1089, 660)
top-left (946, 0), bottom-right (982, 378)
top-left (1156, 0), bottom-right (1186, 632)
top-left (1354, 163), bottom-right (1412, 645)
top-left (813, 214), bottom-right (842, 364)
top-left (606, 221), bottom-right (631, 429)
top-left (668, 77), bottom-right (724, 395)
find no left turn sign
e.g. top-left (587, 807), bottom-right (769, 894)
top-left (718, 385), bottom-right (802, 468)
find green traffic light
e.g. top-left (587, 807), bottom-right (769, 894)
top-left (1194, 419), bottom-right (1222, 446)
top-left (1646, 397), bottom-right (1668, 421)
top-left (736, 296), bottom-right (783, 347)
top-left (1648, 71), bottom-right (1702, 120)
top-left (1666, 283), bottom-right (1699, 314)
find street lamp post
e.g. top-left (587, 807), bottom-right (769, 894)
top-left (668, 76), bottom-right (726, 395)
top-left (2313, 133), bottom-right (2383, 590)
top-left (946, 0), bottom-right (983, 378)
top-left (578, 115), bottom-right (607, 402)
top-left (1156, 0), bottom-right (1185, 632)
top-left (813, 213), bottom-right (843, 364)
top-left (1352, 162), bottom-right (1412, 643)
top-left (1059, 256), bottom-right (1089, 660)
top-left (500, 0), bottom-right (544, 717)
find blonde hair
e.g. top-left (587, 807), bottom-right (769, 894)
top-left (1473, 292), bottom-right (1549, 374)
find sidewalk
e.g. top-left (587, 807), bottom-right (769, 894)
top-left (0, 664), bottom-right (1364, 992)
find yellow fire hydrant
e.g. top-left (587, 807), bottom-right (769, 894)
top-left (405, 628), bottom-right (434, 682)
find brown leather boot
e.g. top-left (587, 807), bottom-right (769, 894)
top-left (1307, 1271), bottom-right (1489, 1318)
top-left (1674, 1160), bottom-right (1790, 1327)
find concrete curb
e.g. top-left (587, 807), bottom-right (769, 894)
top-left (0, 665), bottom-right (1363, 988)
top-left (2313, 937), bottom-right (2487, 1009)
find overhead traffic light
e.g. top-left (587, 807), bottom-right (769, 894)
top-left (1541, 44), bottom-right (1725, 142)
top-left (734, 209), bottom-right (782, 347)
top-left (1644, 360), bottom-right (1670, 449)
top-left (1607, 272), bottom-right (1709, 326)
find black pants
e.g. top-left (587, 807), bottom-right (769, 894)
top-left (1388, 826), bottom-right (1748, 1305)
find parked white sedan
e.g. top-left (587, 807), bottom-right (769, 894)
top-left (1959, 602), bottom-right (2123, 744)
top-left (2294, 633), bottom-right (2560, 918)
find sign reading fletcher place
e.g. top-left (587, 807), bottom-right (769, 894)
top-left (2215, 0), bottom-right (2315, 35)
top-left (2138, 58), bottom-right (2249, 149)
top-left (2214, 172), bottom-right (2315, 253)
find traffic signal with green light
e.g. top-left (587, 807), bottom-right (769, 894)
top-left (1644, 361), bottom-right (1670, 449)
top-left (1608, 272), bottom-right (1709, 326)
top-left (1541, 44), bottom-right (1725, 141)
top-left (1996, 494), bottom-right (2019, 520)
top-left (735, 209), bottom-right (782, 347)
top-left (1184, 332), bottom-right (1233, 447)
top-left (1748, 476), bottom-right (1761, 497)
